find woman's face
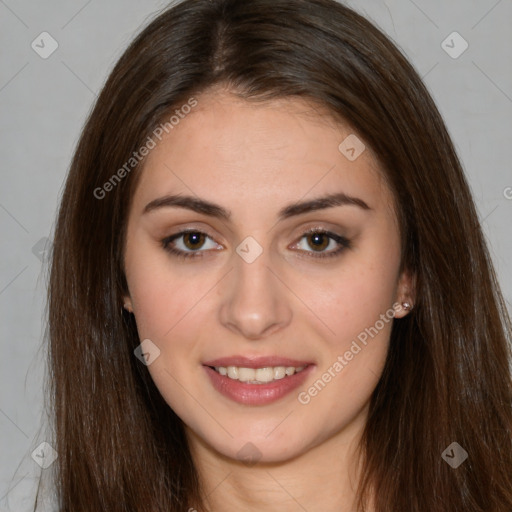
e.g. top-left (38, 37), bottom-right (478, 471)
top-left (123, 90), bottom-right (412, 464)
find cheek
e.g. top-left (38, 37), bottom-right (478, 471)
top-left (295, 272), bottom-right (395, 434)
top-left (127, 264), bottom-right (209, 415)
top-left (302, 258), bottom-right (399, 349)
top-left (295, 236), bottom-right (400, 399)
top-left (124, 243), bottom-right (214, 411)
top-left (124, 235), bottom-right (205, 340)
top-left (130, 274), bottom-right (198, 340)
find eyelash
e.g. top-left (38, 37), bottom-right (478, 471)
top-left (161, 227), bottom-right (351, 260)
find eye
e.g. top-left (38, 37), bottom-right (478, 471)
top-left (162, 229), bottom-right (220, 259)
top-left (162, 227), bottom-right (351, 261)
top-left (292, 228), bottom-right (351, 259)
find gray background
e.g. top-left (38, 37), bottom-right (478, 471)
top-left (1, 0), bottom-right (511, 509)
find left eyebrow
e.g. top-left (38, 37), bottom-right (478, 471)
top-left (143, 191), bottom-right (372, 221)
top-left (278, 192), bottom-right (371, 219)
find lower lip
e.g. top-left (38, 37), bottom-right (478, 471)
top-left (203, 365), bottom-right (314, 405)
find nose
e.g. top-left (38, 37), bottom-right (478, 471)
top-left (218, 246), bottom-right (292, 340)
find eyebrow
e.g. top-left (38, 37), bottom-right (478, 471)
top-left (143, 191), bottom-right (371, 221)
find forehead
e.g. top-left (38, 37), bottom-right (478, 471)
top-left (131, 91), bottom-right (393, 221)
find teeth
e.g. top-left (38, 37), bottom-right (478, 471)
top-left (213, 365), bottom-right (307, 383)
top-left (227, 366), bottom-right (239, 379)
top-left (238, 367), bottom-right (255, 382)
top-left (255, 367), bottom-right (274, 383)
top-left (273, 366), bottom-right (286, 380)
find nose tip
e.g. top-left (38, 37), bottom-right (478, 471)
top-left (228, 312), bottom-right (283, 340)
top-left (218, 252), bottom-right (292, 340)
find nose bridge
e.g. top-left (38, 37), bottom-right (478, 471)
top-left (218, 240), bottom-right (292, 339)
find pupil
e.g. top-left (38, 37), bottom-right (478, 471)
top-left (185, 232), bottom-right (204, 249)
top-left (309, 233), bottom-right (328, 251)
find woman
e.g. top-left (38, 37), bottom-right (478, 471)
top-left (42, 0), bottom-right (512, 510)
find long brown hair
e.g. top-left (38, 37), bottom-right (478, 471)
top-left (42, 0), bottom-right (512, 510)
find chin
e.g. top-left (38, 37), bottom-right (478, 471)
top-left (189, 420), bottom-right (317, 465)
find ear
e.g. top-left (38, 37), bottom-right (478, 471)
top-left (394, 268), bottom-right (416, 319)
top-left (122, 294), bottom-right (133, 313)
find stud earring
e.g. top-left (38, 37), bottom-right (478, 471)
top-left (402, 301), bottom-right (413, 311)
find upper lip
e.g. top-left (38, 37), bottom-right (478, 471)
top-left (203, 356), bottom-right (313, 368)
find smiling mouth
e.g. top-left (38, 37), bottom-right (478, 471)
top-left (207, 365), bottom-right (308, 384)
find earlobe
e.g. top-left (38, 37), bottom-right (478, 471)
top-left (400, 301), bottom-right (414, 314)
top-left (122, 296), bottom-right (133, 313)
top-left (395, 269), bottom-right (416, 318)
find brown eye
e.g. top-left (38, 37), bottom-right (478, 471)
top-left (182, 232), bottom-right (206, 250)
top-left (162, 230), bottom-right (220, 260)
top-left (294, 229), bottom-right (351, 259)
top-left (306, 232), bottom-right (330, 252)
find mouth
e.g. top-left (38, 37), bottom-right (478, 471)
top-left (202, 356), bottom-right (314, 405)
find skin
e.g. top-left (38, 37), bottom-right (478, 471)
top-left (122, 87), bottom-right (414, 512)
